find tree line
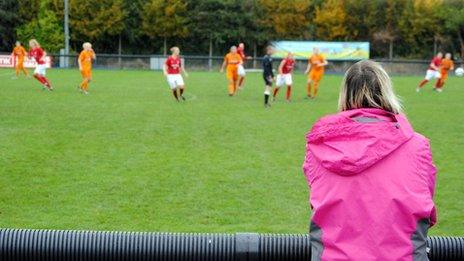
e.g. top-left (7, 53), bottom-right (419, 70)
top-left (1, 0), bottom-right (463, 59)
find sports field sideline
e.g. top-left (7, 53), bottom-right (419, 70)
top-left (0, 68), bottom-right (462, 236)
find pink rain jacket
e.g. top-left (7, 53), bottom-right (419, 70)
top-left (303, 108), bottom-right (437, 261)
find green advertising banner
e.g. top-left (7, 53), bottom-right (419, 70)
top-left (272, 41), bottom-right (370, 60)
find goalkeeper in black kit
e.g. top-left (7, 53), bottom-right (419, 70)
top-left (262, 46), bottom-right (275, 107)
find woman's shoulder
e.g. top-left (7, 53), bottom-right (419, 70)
top-left (308, 111), bottom-right (352, 133)
top-left (406, 131), bottom-right (432, 152)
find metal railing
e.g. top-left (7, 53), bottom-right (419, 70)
top-left (51, 54), bottom-right (464, 76)
top-left (2, 52), bottom-right (462, 76)
top-left (0, 228), bottom-right (463, 260)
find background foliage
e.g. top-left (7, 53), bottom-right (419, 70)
top-left (1, 0), bottom-right (463, 59)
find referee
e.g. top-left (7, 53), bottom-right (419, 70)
top-left (262, 46), bottom-right (275, 107)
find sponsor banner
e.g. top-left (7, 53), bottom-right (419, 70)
top-left (271, 41), bottom-right (370, 60)
top-left (0, 55), bottom-right (52, 68)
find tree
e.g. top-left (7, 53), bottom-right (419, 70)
top-left (70, 0), bottom-right (126, 52)
top-left (439, 0), bottom-right (464, 59)
top-left (17, 0), bottom-right (41, 24)
top-left (375, 0), bottom-right (405, 59)
top-left (120, 0), bottom-right (148, 54)
top-left (0, 0), bottom-right (20, 51)
top-left (16, 0), bottom-right (64, 52)
top-left (258, 0), bottom-right (311, 39)
top-left (188, 0), bottom-right (227, 54)
top-left (313, 0), bottom-right (348, 40)
top-left (185, 0), bottom-right (265, 68)
top-left (373, 30), bottom-right (396, 60)
top-left (345, 0), bottom-right (383, 40)
top-left (397, 0), bottom-right (442, 58)
top-left (142, 0), bottom-right (189, 55)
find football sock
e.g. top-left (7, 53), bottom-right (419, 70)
top-left (83, 80), bottom-right (90, 91)
top-left (313, 82), bottom-right (319, 97)
top-left (418, 79), bottom-right (428, 88)
top-left (264, 94), bottom-right (270, 105)
top-left (273, 88), bottom-right (279, 97)
top-left (228, 82), bottom-right (235, 96)
top-left (172, 90), bottom-right (179, 100)
top-left (434, 79), bottom-right (441, 88)
top-left (180, 88), bottom-right (184, 96)
top-left (286, 86), bottom-right (292, 100)
top-left (42, 77), bottom-right (51, 88)
top-left (34, 75), bottom-right (46, 85)
top-left (307, 83), bottom-right (312, 96)
top-left (239, 77), bottom-right (245, 87)
top-left (80, 79), bottom-right (87, 89)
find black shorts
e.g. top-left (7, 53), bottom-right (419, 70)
top-left (263, 74), bottom-right (272, 86)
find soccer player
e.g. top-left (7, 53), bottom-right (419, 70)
top-left (78, 42), bottom-right (96, 95)
top-left (164, 46), bottom-right (188, 101)
top-left (273, 52), bottom-right (295, 102)
top-left (220, 46), bottom-right (243, 96)
top-left (262, 46), bottom-right (275, 107)
top-left (435, 53), bottom-right (454, 91)
top-left (28, 39), bottom-right (52, 90)
top-left (237, 42), bottom-right (252, 89)
top-left (305, 47), bottom-right (328, 98)
top-left (417, 52), bottom-right (442, 92)
top-left (11, 41), bottom-right (29, 79)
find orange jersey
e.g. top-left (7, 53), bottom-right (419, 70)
top-left (440, 58), bottom-right (454, 72)
top-left (224, 53), bottom-right (242, 70)
top-left (440, 58), bottom-right (454, 81)
top-left (79, 50), bottom-right (95, 71)
top-left (12, 46), bottom-right (27, 59)
top-left (309, 54), bottom-right (326, 74)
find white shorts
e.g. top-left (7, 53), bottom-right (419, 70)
top-left (425, 69), bottom-right (441, 81)
top-left (276, 74), bottom-right (292, 87)
top-left (167, 74), bottom-right (184, 89)
top-left (237, 65), bottom-right (246, 77)
top-left (34, 64), bottom-right (47, 75)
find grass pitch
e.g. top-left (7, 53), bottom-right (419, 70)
top-left (0, 68), bottom-right (462, 236)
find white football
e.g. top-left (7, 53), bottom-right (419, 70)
top-left (456, 67), bottom-right (464, 77)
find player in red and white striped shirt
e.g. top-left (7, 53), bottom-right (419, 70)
top-left (417, 52), bottom-right (442, 92)
top-left (163, 46), bottom-right (188, 101)
top-left (274, 52), bottom-right (295, 102)
top-left (28, 39), bottom-right (53, 90)
top-left (237, 43), bottom-right (252, 89)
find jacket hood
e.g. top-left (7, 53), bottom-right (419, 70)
top-left (307, 108), bottom-right (414, 176)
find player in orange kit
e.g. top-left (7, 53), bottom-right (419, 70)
top-left (220, 46), bottom-right (243, 96)
top-left (11, 41), bottom-right (29, 79)
top-left (435, 53), bottom-right (454, 92)
top-left (304, 47), bottom-right (328, 99)
top-left (78, 42), bottom-right (96, 95)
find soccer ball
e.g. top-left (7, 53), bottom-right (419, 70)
top-left (456, 67), bottom-right (464, 77)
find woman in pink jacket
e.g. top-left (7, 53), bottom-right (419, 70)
top-left (303, 60), bottom-right (437, 261)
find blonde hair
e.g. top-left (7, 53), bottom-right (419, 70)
top-left (338, 60), bottom-right (402, 114)
top-left (170, 46), bottom-right (179, 54)
top-left (29, 39), bottom-right (40, 47)
top-left (83, 42), bottom-right (92, 49)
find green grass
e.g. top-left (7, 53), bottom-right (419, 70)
top-left (0, 68), bottom-right (462, 236)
